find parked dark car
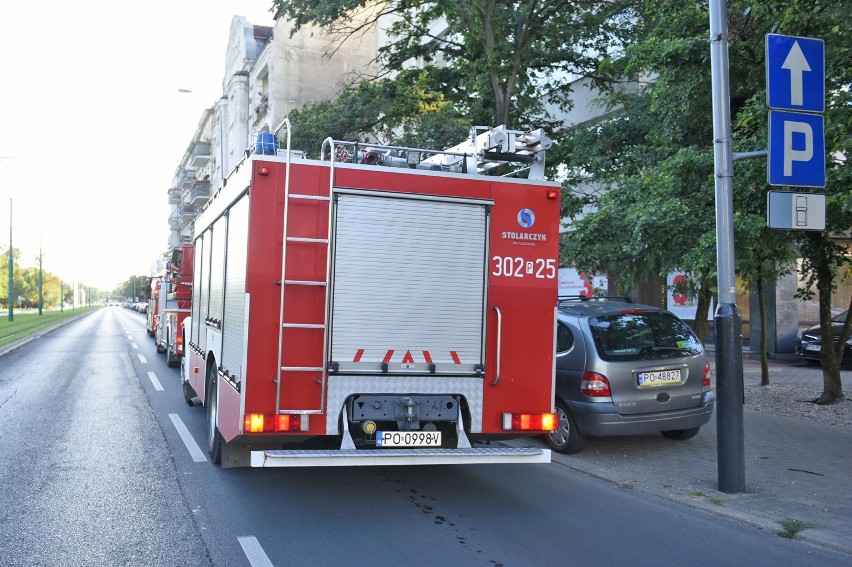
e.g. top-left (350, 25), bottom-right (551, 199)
top-left (545, 300), bottom-right (715, 454)
top-left (796, 310), bottom-right (852, 364)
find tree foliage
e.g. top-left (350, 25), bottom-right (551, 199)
top-left (271, 0), bottom-right (638, 128)
top-left (268, 0), bottom-right (850, 401)
top-left (288, 69), bottom-right (469, 157)
top-left (0, 248), bottom-right (67, 310)
top-left (560, 0), bottom-right (850, 401)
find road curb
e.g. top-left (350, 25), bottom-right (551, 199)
top-left (0, 310), bottom-right (96, 359)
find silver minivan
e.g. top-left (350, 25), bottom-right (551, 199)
top-left (545, 300), bottom-right (715, 454)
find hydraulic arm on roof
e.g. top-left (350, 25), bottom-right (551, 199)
top-left (319, 124), bottom-right (552, 179)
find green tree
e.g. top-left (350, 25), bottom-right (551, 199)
top-left (561, 0), bottom-right (850, 402)
top-left (288, 69), bottom-right (469, 156)
top-left (270, 0), bottom-right (637, 129)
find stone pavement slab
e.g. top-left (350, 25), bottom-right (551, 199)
top-left (531, 354), bottom-right (852, 556)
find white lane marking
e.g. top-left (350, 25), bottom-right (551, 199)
top-left (131, 342), bottom-right (138, 349)
top-left (147, 371), bottom-right (164, 392)
top-left (168, 414), bottom-right (207, 462)
top-left (137, 354), bottom-right (147, 364)
top-left (238, 537), bottom-right (274, 567)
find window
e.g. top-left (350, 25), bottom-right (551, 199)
top-left (589, 311), bottom-right (703, 361)
top-left (556, 322), bottom-right (575, 353)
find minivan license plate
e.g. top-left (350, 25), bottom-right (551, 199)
top-left (637, 369), bottom-right (681, 387)
top-left (377, 431), bottom-right (441, 447)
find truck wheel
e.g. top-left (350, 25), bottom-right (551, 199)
top-left (166, 346), bottom-right (179, 368)
top-left (206, 366), bottom-right (222, 464)
top-left (544, 400), bottom-right (587, 454)
top-left (183, 379), bottom-right (196, 405)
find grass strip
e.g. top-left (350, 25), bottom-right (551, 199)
top-left (0, 307), bottom-right (101, 348)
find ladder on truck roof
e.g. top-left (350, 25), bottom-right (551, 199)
top-left (275, 118), bottom-right (332, 416)
top-left (319, 125), bottom-right (552, 179)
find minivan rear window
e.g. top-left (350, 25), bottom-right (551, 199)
top-left (588, 311), bottom-right (703, 361)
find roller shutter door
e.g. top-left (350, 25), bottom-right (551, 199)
top-left (330, 191), bottom-right (489, 375)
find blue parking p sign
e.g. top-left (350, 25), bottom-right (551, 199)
top-left (768, 110), bottom-right (825, 187)
top-left (766, 34), bottom-right (824, 113)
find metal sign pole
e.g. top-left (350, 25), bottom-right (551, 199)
top-left (709, 0), bottom-right (745, 493)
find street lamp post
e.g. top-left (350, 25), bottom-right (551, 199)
top-left (8, 198), bottom-right (13, 322)
top-left (38, 245), bottom-right (43, 315)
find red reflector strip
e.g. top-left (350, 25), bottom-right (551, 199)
top-left (382, 350), bottom-right (395, 363)
top-left (401, 350), bottom-right (415, 364)
top-left (423, 351), bottom-right (433, 364)
top-left (450, 351), bottom-right (461, 364)
top-left (353, 348), bottom-right (364, 362)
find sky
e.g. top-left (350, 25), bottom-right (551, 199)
top-left (0, 1), bottom-right (276, 291)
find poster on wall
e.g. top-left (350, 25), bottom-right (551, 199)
top-left (666, 272), bottom-right (713, 321)
top-left (558, 267), bottom-right (607, 299)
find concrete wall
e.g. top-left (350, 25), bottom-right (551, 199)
top-left (749, 270), bottom-right (800, 354)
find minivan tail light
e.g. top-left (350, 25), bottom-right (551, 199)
top-left (581, 371), bottom-right (611, 397)
top-left (703, 361), bottom-right (711, 387)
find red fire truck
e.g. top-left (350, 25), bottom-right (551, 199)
top-left (161, 242), bottom-right (194, 367)
top-left (183, 122), bottom-right (561, 467)
top-left (145, 276), bottom-right (162, 337)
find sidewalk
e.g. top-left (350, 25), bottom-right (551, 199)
top-left (545, 353), bottom-right (852, 556)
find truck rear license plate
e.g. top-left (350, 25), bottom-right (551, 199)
top-left (377, 431), bottom-right (441, 447)
top-left (637, 369), bottom-right (681, 387)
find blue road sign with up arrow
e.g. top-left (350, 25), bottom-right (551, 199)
top-left (765, 34), bottom-right (826, 188)
top-left (766, 34), bottom-right (824, 112)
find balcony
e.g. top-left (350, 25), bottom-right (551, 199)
top-left (169, 212), bottom-right (181, 230)
top-left (253, 92), bottom-right (269, 126)
top-left (179, 170), bottom-right (196, 190)
top-left (179, 203), bottom-right (197, 221)
top-left (189, 142), bottom-right (211, 169)
top-left (168, 187), bottom-right (181, 204)
top-left (190, 180), bottom-right (211, 205)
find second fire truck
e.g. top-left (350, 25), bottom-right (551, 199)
top-left (183, 122), bottom-right (561, 467)
top-left (161, 242), bottom-right (194, 367)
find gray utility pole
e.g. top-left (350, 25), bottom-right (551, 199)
top-left (8, 199), bottom-right (13, 322)
top-left (709, 0), bottom-right (745, 493)
top-left (38, 246), bottom-right (43, 316)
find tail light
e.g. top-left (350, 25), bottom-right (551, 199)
top-left (244, 413), bottom-right (310, 433)
top-left (581, 371), bottom-right (612, 397)
top-left (703, 361), bottom-right (711, 387)
top-left (501, 412), bottom-right (558, 432)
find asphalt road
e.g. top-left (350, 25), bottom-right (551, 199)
top-left (0, 307), bottom-right (849, 566)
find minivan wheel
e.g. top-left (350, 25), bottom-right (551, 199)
top-left (661, 427), bottom-right (700, 441)
top-left (545, 400), bottom-right (587, 454)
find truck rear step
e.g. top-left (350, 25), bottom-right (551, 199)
top-left (250, 447), bottom-right (551, 467)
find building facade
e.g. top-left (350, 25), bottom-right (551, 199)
top-left (167, 14), bottom-right (379, 251)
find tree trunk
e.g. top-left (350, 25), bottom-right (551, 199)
top-left (815, 246), bottom-right (844, 405)
top-left (693, 285), bottom-right (713, 344)
top-left (756, 272), bottom-right (770, 386)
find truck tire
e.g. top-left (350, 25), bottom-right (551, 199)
top-left (183, 379), bottom-right (196, 405)
top-left (206, 363), bottom-right (222, 464)
top-left (165, 330), bottom-right (177, 367)
top-left (166, 333), bottom-right (179, 367)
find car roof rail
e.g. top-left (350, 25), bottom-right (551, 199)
top-left (558, 295), bottom-right (633, 305)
